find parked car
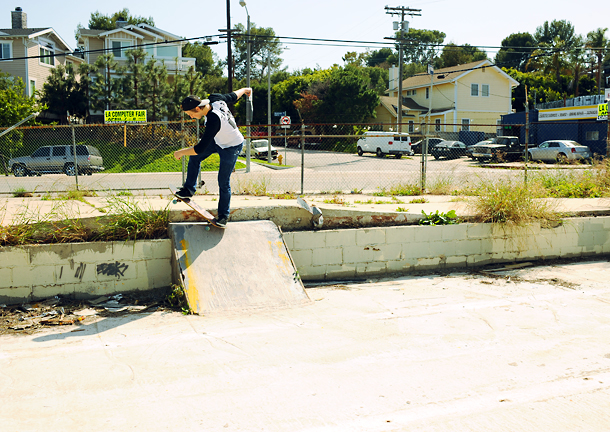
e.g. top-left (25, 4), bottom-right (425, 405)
top-left (471, 136), bottom-right (522, 162)
top-left (9, 145), bottom-right (104, 177)
top-left (466, 139), bottom-right (491, 159)
top-left (411, 138), bottom-right (443, 154)
top-left (240, 139), bottom-right (278, 160)
top-left (287, 130), bottom-right (322, 148)
top-left (430, 140), bottom-right (468, 159)
top-left (527, 140), bottom-right (592, 163)
top-left (356, 131), bottom-right (413, 158)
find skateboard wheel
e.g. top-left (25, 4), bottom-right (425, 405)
top-left (205, 226), bottom-right (210, 231)
top-left (172, 199), bottom-right (178, 204)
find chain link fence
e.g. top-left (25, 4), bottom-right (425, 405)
top-left (1, 120), bottom-right (608, 196)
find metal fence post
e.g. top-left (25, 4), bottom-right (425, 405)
top-left (196, 118), bottom-right (202, 188)
top-left (524, 110), bottom-right (530, 184)
top-left (420, 123), bottom-right (428, 192)
top-left (301, 123), bottom-right (305, 195)
top-left (181, 119), bottom-right (186, 184)
top-left (71, 124), bottom-right (79, 191)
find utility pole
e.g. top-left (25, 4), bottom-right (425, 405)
top-left (384, 6), bottom-right (421, 133)
top-left (226, 0), bottom-right (233, 93)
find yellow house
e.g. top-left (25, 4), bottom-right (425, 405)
top-left (378, 60), bottom-right (519, 134)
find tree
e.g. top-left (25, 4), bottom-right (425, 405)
top-left (437, 43), bottom-right (488, 68)
top-left (566, 35), bottom-right (586, 97)
top-left (533, 20), bottom-right (579, 86)
top-left (586, 28), bottom-right (609, 94)
top-left (401, 29), bottom-right (446, 65)
top-left (142, 58), bottom-right (171, 122)
top-left (365, 48), bottom-right (396, 68)
top-left (121, 49), bottom-right (148, 110)
top-left (232, 23), bottom-right (284, 80)
top-left (40, 63), bottom-right (84, 124)
top-left (342, 51), bottom-right (368, 67)
top-left (182, 42), bottom-right (223, 77)
top-left (0, 72), bottom-right (41, 157)
top-left (77, 63), bottom-right (95, 121)
top-left (88, 8), bottom-right (154, 30)
top-left (89, 54), bottom-right (123, 113)
top-left (495, 32), bottom-right (537, 71)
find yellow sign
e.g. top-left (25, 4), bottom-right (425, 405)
top-left (598, 103), bottom-right (608, 121)
top-left (104, 110), bottom-right (147, 123)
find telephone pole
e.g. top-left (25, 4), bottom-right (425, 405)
top-left (384, 6), bottom-right (421, 133)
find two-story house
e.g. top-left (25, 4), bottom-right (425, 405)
top-left (77, 20), bottom-right (195, 79)
top-left (0, 7), bottom-right (84, 97)
top-left (376, 60), bottom-right (520, 135)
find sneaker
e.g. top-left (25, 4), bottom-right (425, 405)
top-left (175, 187), bottom-right (193, 200)
top-left (213, 216), bottom-right (228, 228)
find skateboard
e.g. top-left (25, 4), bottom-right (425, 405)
top-left (169, 186), bottom-right (224, 229)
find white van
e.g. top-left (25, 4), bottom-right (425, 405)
top-left (356, 131), bottom-right (413, 158)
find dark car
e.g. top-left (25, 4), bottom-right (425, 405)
top-left (287, 130), bottom-right (322, 148)
top-left (9, 145), bottom-right (104, 177)
top-left (411, 138), bottom-right (443, 154)
top-left (430, 140), bottom-right (468, 160)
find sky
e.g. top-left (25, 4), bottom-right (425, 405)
top-left (4, 0), bottom-right (609, 73)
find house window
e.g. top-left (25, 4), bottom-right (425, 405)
top-left (471, 84), bottom-right (479, 96)
top-left (408, 121), bottom-right (414, 133)
top-left (40, 46), bottom-right (54, 65)
top-left (157, 44), bottom-right (179, 58)
top-left (426, 88), bottom-right (430, 99)
top-left (0, 42), bottom-right (11, 60)
top-left (482, 84), bottom-right (489, 97)
top-left (412, 89), bottom-right (417, 95)
top-left (111, 41), bottom-right (131, 58)
top-left (586, 131), bottom-right (599, 141)
top-left (461, 118), bottom-right (470, 131)
top-left (435, 119), bottom-right (441, 132)
top-left (29, 80), bottom-right (36, 96)
top-left (406, 90), bottom-right (411, 96)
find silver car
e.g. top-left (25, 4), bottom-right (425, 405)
top-left (527, 140), bottom-right (592, 163)
top-left (9, 145), bottom-right (104, 176)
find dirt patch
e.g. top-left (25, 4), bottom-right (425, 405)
top-left (0, 291), bottom-right (180, 337)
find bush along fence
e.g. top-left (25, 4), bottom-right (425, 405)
top-left (0, 119), bottom-right (609, 196)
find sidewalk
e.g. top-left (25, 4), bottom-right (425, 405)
top-left (2, 192), bottom-right (610, 226)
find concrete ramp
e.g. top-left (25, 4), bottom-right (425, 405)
top-left (170, 221), bottom-right (311, 315)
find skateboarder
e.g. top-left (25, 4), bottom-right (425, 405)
top-left (173, 88), bottom-right (251, 228)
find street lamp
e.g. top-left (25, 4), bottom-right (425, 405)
top-left (240, 0), bottom-right (251, 172)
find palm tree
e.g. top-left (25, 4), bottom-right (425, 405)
top-left (585, 28), bottom-right (608, 94)
top-left (567, 36), bottom-right (586, 97)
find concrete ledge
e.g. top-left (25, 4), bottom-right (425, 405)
top-left (2, 217), bottom-right (609, 304)
top-left (283, 216), bottom-right (610, 281)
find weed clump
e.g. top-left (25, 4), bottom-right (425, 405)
top-left (469, 181), bottom-right (561, 226)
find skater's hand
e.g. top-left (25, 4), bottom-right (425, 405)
top-left (244, 87), bottom-right (252, 97)
top-left (174, 150), bottom-right (183, 160)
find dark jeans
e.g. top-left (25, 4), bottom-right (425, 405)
top-left (183, 142), bottom-right (243, 219)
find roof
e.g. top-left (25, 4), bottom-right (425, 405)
top-left (400, 60), bottom-right (519, 89)
top-left (379, 96), bottom-right (450, 119)
top-left (0, 27), bottom-right (72, 51)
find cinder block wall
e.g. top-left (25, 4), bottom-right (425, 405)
top-left (2, 217), bottom-right (608, 303)
top-left (0, 240), bottom-right (172, 304)
top-left (283, 217), bottom-right (610, 281)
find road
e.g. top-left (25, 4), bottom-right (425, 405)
top-left (0, 149), bottom-right (589, 195)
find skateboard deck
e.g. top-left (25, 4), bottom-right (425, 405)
top-left (297, 197), bottom-right (323, 228)
top-left (169, 186), bottom-right (224, 229)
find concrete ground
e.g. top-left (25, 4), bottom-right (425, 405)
top-left (2, 260), bottom-right (610, 431)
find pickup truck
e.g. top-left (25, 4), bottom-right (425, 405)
top-left (470, 136), bottom-right (523, 162)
